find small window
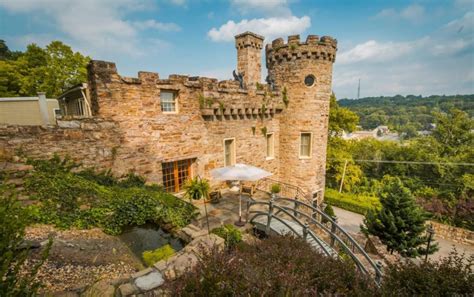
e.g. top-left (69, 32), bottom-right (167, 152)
top-left (300, 132), bottom-right (312, 158)
top-left (224, 138), bottom-right (236, 166)
top-left (266, 133), bottom-right (274, 159)
top-left (304, 75), bottom-right (315, 87)
top-left (160, 90), bottom-right (177, 113)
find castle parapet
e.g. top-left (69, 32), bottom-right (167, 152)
top-left (265, 34), bottom-right (337, 68)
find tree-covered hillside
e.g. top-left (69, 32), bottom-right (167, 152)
top-left (338, 95), bottom-right (474, 132)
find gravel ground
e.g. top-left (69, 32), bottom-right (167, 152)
top-left (24, 225), bottom-right (142, 294)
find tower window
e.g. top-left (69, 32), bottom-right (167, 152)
top-left (304, 75), bottom-right (316, 87)
top-left (300, 132), bottom-right (312, 158)
top-left (266, 133), bottom-right (274, 159)
top-left (160, 90), bottom-right (178, 113)
top-left (224, 138), bottom-right (236, 166)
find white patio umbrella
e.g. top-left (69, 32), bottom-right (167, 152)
top-left (211, 163), bottom-right (272, 226)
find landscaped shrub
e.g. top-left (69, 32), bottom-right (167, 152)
top-left (0, 183), bottom-right (52, 296)
top-left (142, 244), bottom-right (175, 267)
top-left (211, 224), bottom-right (242, 248)
top-left (270, 183), bottom-right (281, 194)
top-left (324, 188), bottom-right (381, 215)
top-left (166, 235), bottom-right (376, 296)
top-left (322, 204), bottom-right (336, 224)
top-left (381, 250), bottom-right (474, 296)
top-left (23, 156), bottom-right (197, 235)
top-left (166, 234), bottom-right (473, 296)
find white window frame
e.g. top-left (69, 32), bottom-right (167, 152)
top-left (160, 90), bottom-right (178, 114)
top-left (266, 133), bottom-right (274, 160)
top-left (223, 138), bottom-right (236, 167)
top-left (53, 108), bottom-right (61, 121)
top-left (299, 132), bottom-right (312, 159)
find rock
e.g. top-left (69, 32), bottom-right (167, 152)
top-left (134, 271), bottom-right (164, 291)
top-left (118, 283), bottom-right (138, 297)
top-left (82, 280), bottom-right (115, 297)
top-left (53, 291), bottom-right (80, 297)
top-left (131, 267), bottom-right (153, 279)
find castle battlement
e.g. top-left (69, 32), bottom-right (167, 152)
top-left (266, 34), bottom-right (337, 67)
top-left (235, 31), bottom-right (264, 50)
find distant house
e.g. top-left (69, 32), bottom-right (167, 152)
top-left (342, 125), bottom-right (400, 141)
top-left (58, 83), bottom-right (92, 117)
top-left (0, 92), bottom-right (59, 126)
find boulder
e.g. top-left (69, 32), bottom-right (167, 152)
top-left (134, 271), bottom-right (164, 291)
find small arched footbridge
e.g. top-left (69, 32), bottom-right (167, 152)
top-left (246, 196), bottom-right (383, 284)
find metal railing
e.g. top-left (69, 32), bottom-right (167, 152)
top-left (256, 177), bottom-right (308, 201)
top-left (246, 196), bottom-right (383, 285)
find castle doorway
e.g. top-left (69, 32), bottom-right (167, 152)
top-left (162, 159), bottom-right (194, 193)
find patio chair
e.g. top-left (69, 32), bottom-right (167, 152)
top-left (209, 190), bottom-right (222, 204)
top-left (240, 183), bottom-right (256, 197)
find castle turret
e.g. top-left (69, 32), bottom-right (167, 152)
top-left (235, 31), bottom-right (264, 87)
top-left (266, 34), bottom-right (337, 204)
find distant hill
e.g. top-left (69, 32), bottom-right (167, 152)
top-left (338, 94), bottom-right (474, 131)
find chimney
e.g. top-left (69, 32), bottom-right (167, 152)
top-left (235, 31), bottom-right (264, 87)
top-left (37, 92), bottom-right (50, 126)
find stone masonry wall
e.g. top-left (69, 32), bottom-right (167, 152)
top-left (87, 60), bottom-right (285, 187)
top-left (266, 35), bottom-right (337, 201)
top-left (0, 118), bottom-right (121, 170)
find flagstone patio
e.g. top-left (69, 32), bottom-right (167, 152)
top-left (189, 189), bottom-right (270, 232)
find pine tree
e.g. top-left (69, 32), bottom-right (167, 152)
top-left (361, 176), bottom-right (438, 258)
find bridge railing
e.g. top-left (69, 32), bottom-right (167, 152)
top-left (255, 177), bottom-right (308, 201)
top-left (246, 197), bottom-right (383, 285)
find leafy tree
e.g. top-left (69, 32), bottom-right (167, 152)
top-left (0, 40), bottom-right (22, 61)
top-left (431, 108), bottom-right (473, 157)
top-left (328, 93), bottom-right (359, 137)
top-left (362, 177), bottom-right (438, 257)
top-left (0, 40), bottom-right (89, 97)
top-left (0, 184), bottom-right (52, 296)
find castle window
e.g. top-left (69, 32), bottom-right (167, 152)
top-left (160, 90), bottom-right (177, 113)
top-left (300, 132), bottom-right (312, 158)
top-left (266, 133), bottom-right (274, 159)
top-left (162, 159), bottom-right (193, 193)
top-left (224, 138), bottom-right (236, 166)
top-left (304, 75), bottom-right (316, 87)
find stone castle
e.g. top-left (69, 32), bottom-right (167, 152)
top-left (1, 31), bottom-right (337, 201)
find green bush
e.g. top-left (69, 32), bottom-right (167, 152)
top-left (142, 244), bottom-right (175, 267)
top-left (270, 184), bottom-right (281, 194)
top-left (0, 184), bottom-right (52, 296)
top-left (23, 156), bottom-right (197, 235)
top-left (211, 224), bottom-right (242, 248)
top-left (324, 188), bottom-right (381, 215)
top-left (322, 204), bottom-right (336, 224)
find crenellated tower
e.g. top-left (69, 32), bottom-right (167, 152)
top-left (266, 34), bottom-right (337, 203)
top-left (235, 31), bottom-right (264, 87)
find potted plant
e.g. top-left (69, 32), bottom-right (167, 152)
top-left (184, 176), bottom-right (211, 234)
top-left (270, 183), bottom-right (281, 197)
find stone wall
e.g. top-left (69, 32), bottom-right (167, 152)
top-left (429, 221), bottom-right (474, 246)
top-left (87, 60), bottom-right (285, 187)
top-left (266, 35), bottom-right (337, 201)
top-left (0, 118), bottom-right (121, 171)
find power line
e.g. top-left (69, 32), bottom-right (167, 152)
top-left (327, 158), bottom-right (474, 166)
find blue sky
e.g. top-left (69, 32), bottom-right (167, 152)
top-left (1, 0), bottom-right (473, 98)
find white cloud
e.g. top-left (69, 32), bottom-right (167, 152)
top-left (133, 20), bottom-right (181, 31)
top-left (230, 0), bottom-right (291, 16)
top-left (374, 4), bottom-right (425, 23)
top-left (333, 13), bottom-right (474, 98)
top-left (0, 0), bottom-right (175, 58)
top-left (337, 38), bottom-right (428, 64)
top-left (208, 15), bottom-right (311, 42)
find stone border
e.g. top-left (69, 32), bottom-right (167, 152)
top-left (428, 220), bottom-right (474, 246)
top-left (81, 224), bottom-right (225, 297)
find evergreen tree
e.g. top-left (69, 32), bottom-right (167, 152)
top-left (361, 176), bottom-right (438, 257)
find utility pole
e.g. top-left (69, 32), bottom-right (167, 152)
top-left (357, 78), bottom-right (361, 99)
top-left (339, 159), bottom-right (348, 193)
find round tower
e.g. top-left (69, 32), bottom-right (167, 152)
top-left (266, 34), bottom-right (337, 203)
